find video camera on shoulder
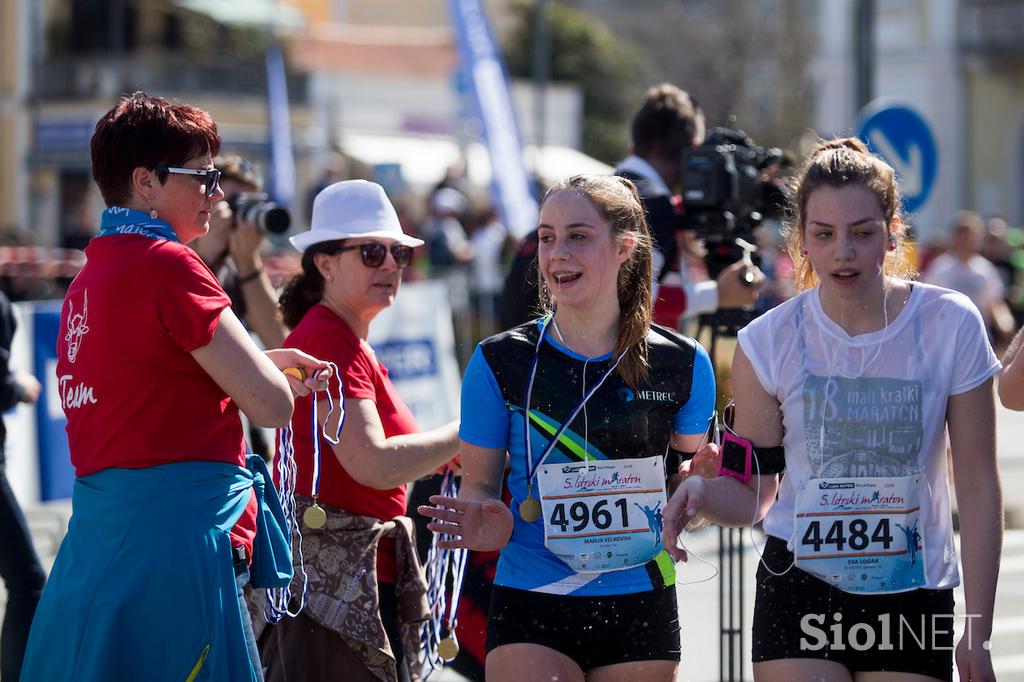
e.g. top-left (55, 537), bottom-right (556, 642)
top-left (227, 192), bottom-right (292, 235)
top-left (680, 127), bottom-right (786, 280)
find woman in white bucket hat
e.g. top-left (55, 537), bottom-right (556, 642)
top-left (258, 180), bottom-right (460, 682)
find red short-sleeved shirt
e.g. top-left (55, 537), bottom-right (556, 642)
top-left (57, 235), bottom-right (255, 552)
top-left (284, 305), bottom-right (419, 582)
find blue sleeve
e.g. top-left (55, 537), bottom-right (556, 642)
top-left (672, 342), bottom-right (716, 435)
top-left (459, 345), bottom-right (510, 448)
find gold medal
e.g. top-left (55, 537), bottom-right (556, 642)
top-left (283, 367), bottom-right (307, 381)
top-left (518, 496), bottom-right (542, 523)
top-left (437, 636), bottom-right (460, 661)
top-left (303, 503), bottom-right (327, 529)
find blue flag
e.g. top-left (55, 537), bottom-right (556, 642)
top-left (266, 41), bottom-right (296, 208)
top-left (448, 0), bottom-right (539, 238)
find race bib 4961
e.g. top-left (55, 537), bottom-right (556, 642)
top-left (537, 456), bottom-right (667, 573)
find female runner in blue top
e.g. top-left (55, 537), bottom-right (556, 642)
top-left (421, 174), bottom-right (715, 682)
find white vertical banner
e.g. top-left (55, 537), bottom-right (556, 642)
top-left (7, 303), bottom-right (40, 505)
top-left (367, 281), bottom-right (462, 430)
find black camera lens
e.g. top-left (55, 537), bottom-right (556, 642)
top-left (228, 192), bottom-right (292, 234)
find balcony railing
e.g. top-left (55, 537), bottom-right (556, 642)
top-left (34, 55), bottom-right (308, 103)
top-left (960, 0), bottom-right (1024, 55)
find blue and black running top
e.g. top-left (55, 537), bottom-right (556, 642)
top-left (460, 318), bottom-right (716, 596)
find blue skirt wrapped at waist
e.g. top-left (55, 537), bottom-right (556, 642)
top-left (20, 459), bottom-right (272, 682)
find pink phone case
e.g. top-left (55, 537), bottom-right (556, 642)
top-left (718, 430), bottom-right (752, 483)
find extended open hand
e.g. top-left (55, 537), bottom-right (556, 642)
top-left (418, 495), bottom-right (513, 552)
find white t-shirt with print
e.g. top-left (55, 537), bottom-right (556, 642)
top-left (737, 281), bottom-right (1000, 589)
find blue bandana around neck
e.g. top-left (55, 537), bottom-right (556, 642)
top-left (96, 206), bottom-right (180, 243)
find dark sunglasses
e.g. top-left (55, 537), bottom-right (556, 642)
top-left (333, 242), bottom-right (414, 269)
top-left (156, 166), bottom-right (222, 199)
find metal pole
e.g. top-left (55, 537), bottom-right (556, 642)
top-left (719, 525), bottom-right (726, 682)
top-left (708, 321), bottom-right (747, 681)
top-left (531, 0), bottom-right (549, 151)
top-left (853, 0), bottom-right (875, 112)
top-left (26, 0), bottom-right (45, 241)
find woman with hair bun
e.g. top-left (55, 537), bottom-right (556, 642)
top-left (665, 138), bottom-right (1002, 682)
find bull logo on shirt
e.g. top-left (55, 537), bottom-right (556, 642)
top-left (64, 291), bottom-right (90, 364)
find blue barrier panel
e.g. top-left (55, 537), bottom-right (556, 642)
top-left (33, 301), bottom-right (74, 501)
top-left (374, 339), bottom-right (438, 382)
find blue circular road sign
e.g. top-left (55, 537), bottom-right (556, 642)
top-left (857, 103), bottom-right (938, 214)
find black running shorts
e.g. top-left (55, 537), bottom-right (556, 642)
top-left (486, 584), bottom-right (681, 671)
top-left (753, 536), bottom-right (954, 682)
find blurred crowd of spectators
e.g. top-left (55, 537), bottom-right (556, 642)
top-left (6, 161), bottom-right (1024, 362)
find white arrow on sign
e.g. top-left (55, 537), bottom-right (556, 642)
top-left (867, 129), bottom-right (922, 199)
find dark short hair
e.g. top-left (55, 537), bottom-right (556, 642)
top-left (630, 83), bottom-right (705, 161)
top-left (90, 91), bottom-right (222, 207)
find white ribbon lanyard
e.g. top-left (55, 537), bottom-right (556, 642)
top-left (520, 316), bottom-right (626, 522)
top-left (519, 316), bottom-right (668, 573)
top-left (264, 364), bottom-right (344, 623)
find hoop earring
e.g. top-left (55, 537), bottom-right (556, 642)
top-left (149, 208), bottom-right (159, 220)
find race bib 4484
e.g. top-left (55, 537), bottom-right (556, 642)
top-left (793, 475), bottom-right (925, 594)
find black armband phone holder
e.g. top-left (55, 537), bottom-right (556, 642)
top-left (752, 444), bottom-right (786, 475)
top-left (719, 434), bottom-right (786, 482)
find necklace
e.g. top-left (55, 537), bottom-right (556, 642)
top-left (826, 279), bottom-right (891, 380)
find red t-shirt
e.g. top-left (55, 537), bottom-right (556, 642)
top-left (57, 235), bottom-right (255, 553)
top-left (284, 305), bottom-right (419, 582)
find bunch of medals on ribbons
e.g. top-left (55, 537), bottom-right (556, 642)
top-left (420, 469), bottom-right (469, 677)
top-left (263, 364), bottom-right (344, 623)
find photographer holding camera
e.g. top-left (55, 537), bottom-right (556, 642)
top-left (615, 83), bottom-right (765, 329)
top-left (499, 84), bottom-right (765, 329)
top-left (194, 155), bottom-right (290, 350)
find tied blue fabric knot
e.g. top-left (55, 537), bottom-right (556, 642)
top-left (20, 461), bottom-right (264, 681)
top-left (247, 455), bottom-right (293, 589)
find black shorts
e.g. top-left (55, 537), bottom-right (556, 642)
top-left (753, 536), bottom-right (954, 682)
top-left (486, 584), bottom-right (681, 670)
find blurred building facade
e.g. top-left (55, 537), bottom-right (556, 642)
top-left (1, 0), bottom-right (597, 247)
top-left (289, 0), bottom-right (592, 197)
top-left (4, 0), bottom-right (315, 247)
top-left (0, 0), bottom-right (34, 240)
top-left (812, 0), bottom-right (1024, 236)
top-left (960, 0), bottom-right (1024, 225)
